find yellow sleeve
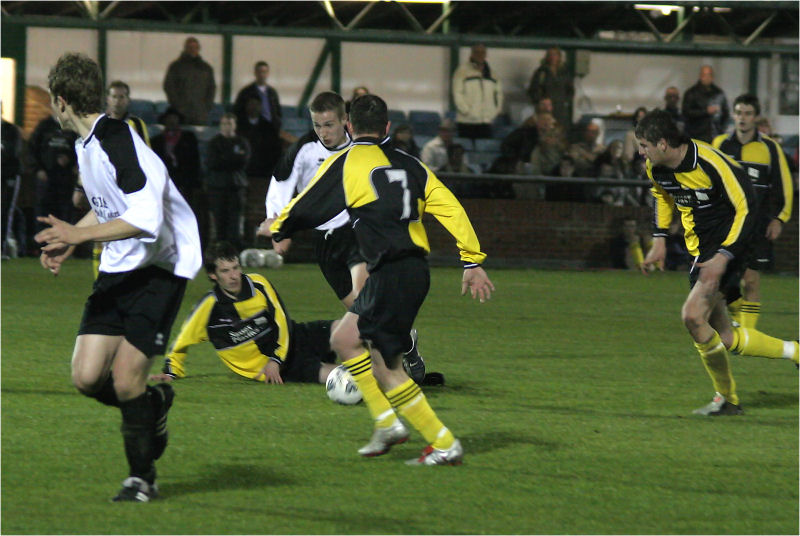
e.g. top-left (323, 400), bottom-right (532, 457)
top-left (710, 134), bottom-right (726, 150)
top-left (423, 170), bottom-right (486, 266)
top-left (164, 294), bottom-right (215, 378)
top-left (766, 136), bottom-right (794, 223)
top-left (646, 161), bottom-right (675, 235)
top-left (248, 274), bottom-right (291, 364)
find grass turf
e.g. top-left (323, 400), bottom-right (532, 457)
top-left (2, 258), bottom-right (797, 534)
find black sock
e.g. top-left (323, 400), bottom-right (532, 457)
top-left (119, 392), bottom-right (156, 484)
top-left (87, 375), bottom-right (120, 407)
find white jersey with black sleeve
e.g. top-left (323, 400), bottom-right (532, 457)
top-left (265, 130), bottom-right (352, 232)
top-left (76, 114), bottom-right (202, 279)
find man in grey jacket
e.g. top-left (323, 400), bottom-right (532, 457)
top-left (163, 37), bottom-right (216, 125)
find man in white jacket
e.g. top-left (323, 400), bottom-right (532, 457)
top-left (451, 44), bottom-right (504, 140)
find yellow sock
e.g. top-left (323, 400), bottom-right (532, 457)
top-left (694, 331), bottom-right (739, 406)
top-left (92, 243), bottom-right (102, 280)
top-left (342, 352), bottom-right (396, 428)
top-left (732, 326), bottom-right (798, 362)
top-left (387, 379), bottom-right (454, 450)
top-left (727, 297), bottom-right (743, 326)
top-left (739, 300), bottom-right (760, 329)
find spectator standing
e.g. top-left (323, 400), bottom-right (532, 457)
top-left (29, 113), bottom-right (79, 232)
top-left (206, 113), bottom-right (250, 248)
top-left (237, 95), bottom-right (282, 178)
top-left (163, 36), bottom-right (216, 125)
top-left (452, 43), bottom-right (503, 140)
top-left (151, 107), bottom-right (207, 248)
top-left (567, 120), bottom-right (605, 177)
top-left (527, 47), bottom-right (574, 131)
top-left (682, 65), bottom-right (729, 143)
top-left (662, 86), bottom-right (685, 132)
top-left (233, 61), bottom-right (282, 133)
top-left (421, 119), bottom-right (468, 172)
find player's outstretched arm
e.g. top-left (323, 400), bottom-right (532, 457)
top-left (641, 237), bottom-right (666, 275)
top-left (461, 266), bottom-right (495, 303)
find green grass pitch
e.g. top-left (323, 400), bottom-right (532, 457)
top-left (2, 258), bottom-right (797, 534)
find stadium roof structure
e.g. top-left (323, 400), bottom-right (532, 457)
top-left (2, 1), bottom-right (798, 45)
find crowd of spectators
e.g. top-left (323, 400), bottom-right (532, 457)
top-left (2, 37), bottom-right (796, 261)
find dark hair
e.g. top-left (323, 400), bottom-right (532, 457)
top-left (204, 242), bottom-right (240, 273)
top-left (254, 61), bottom-right (269, 70)
top-left (349, 94), bottom-right (388, 136)
top-left (732, 93), bottom-right (761, 116)
top-left (158, 106), bottom-right (184, 124)
top-left (309, 91), bottom-right (346, 120)
top-left (48, 53), bottom-right (104, 115)
top-left (633, 106), bottom-right (648, 126)
top-left (634, 109), bottom-right (684, 147)
top-left (107, 80), bottom-right (131, 97)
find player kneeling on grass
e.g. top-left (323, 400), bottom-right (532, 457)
top-left (149, 241), bottom-right (341, 386)
top-left (36, 53), bottom-right (202, 502)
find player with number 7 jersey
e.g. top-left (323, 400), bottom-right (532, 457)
top-left (270, 95), bottom-right (492, 465)
top-left (270, 134), bottom-right (485, 272)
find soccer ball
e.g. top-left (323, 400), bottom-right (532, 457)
top-left (240, 248), bottom-right (283, 269)
top-left (325, 365), bottom-right (362, 405)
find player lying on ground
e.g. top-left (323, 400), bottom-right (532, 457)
top-left (151, 241), bottom-right (346, 385)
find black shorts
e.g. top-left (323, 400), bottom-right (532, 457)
top-left (689, 253), bottom-right (747, 305)
top-left (314, 227), bottom-right (365, 300)
top-left (747, 214), bottom-right (774, 271)
top-left (78, 265), bottom-right (188, 357)
top-left (350, 255), bottom-right (429, 364)
top-left (282, 320), bottom-right (337, 383)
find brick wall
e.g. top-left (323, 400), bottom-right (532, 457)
top-left (244, 184), bottom-right (799, 273)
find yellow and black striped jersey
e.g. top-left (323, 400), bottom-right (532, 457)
top-left (164, 273), bottom-right (291, 380)
top-left (711, 131), bottom-right (793, 223)
top-left (646, 139), bottom-right (755, 261)
top-left (270, 136), bottom-right (486, 270)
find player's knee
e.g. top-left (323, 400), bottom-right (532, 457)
top-left (71, 370), bottom-right (104, 396)
top-left (680, 304), bottom-right (704, 332)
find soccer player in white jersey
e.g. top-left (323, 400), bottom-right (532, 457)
top-left (35, 53), bottom-right (202, 502)
top-left (259, 91), bottom-right (426, 386)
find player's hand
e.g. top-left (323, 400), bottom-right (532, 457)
top-left (641, 237), bottom-right (666, 275)
top-left (39, 243), bottom-right (75, 276)
top-left (148, 373), bottom-right (175, 383)
top-left (272, 237), bottom-right (291, 256)
top-left (35, 214), bottom-right (85, 247)
top-left (461, 266), bottom-right (495, 303)
top-left (765, 219), bottom-right (783, 241)
top-left (256, 217), bottom-right (275, 237)
top-left (258, 360), bottom-right (283, 385)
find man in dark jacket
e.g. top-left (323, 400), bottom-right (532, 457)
top-left (29, 114), bottom-right (79, 232)
top-left (163, 37), bottom-right (216, 125)
top-left (528, 47), bottom-right (574, 131)
top-left (233, 61), bottom-right (282, 132)
top-left (682, 65), bottom-right (729, 143)
top-left (237, 95), bottom-right (282, 179)
top-left (151, 108), bottom-right (207, 248)
top-left (206, 113), bottom-right (250, 248)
